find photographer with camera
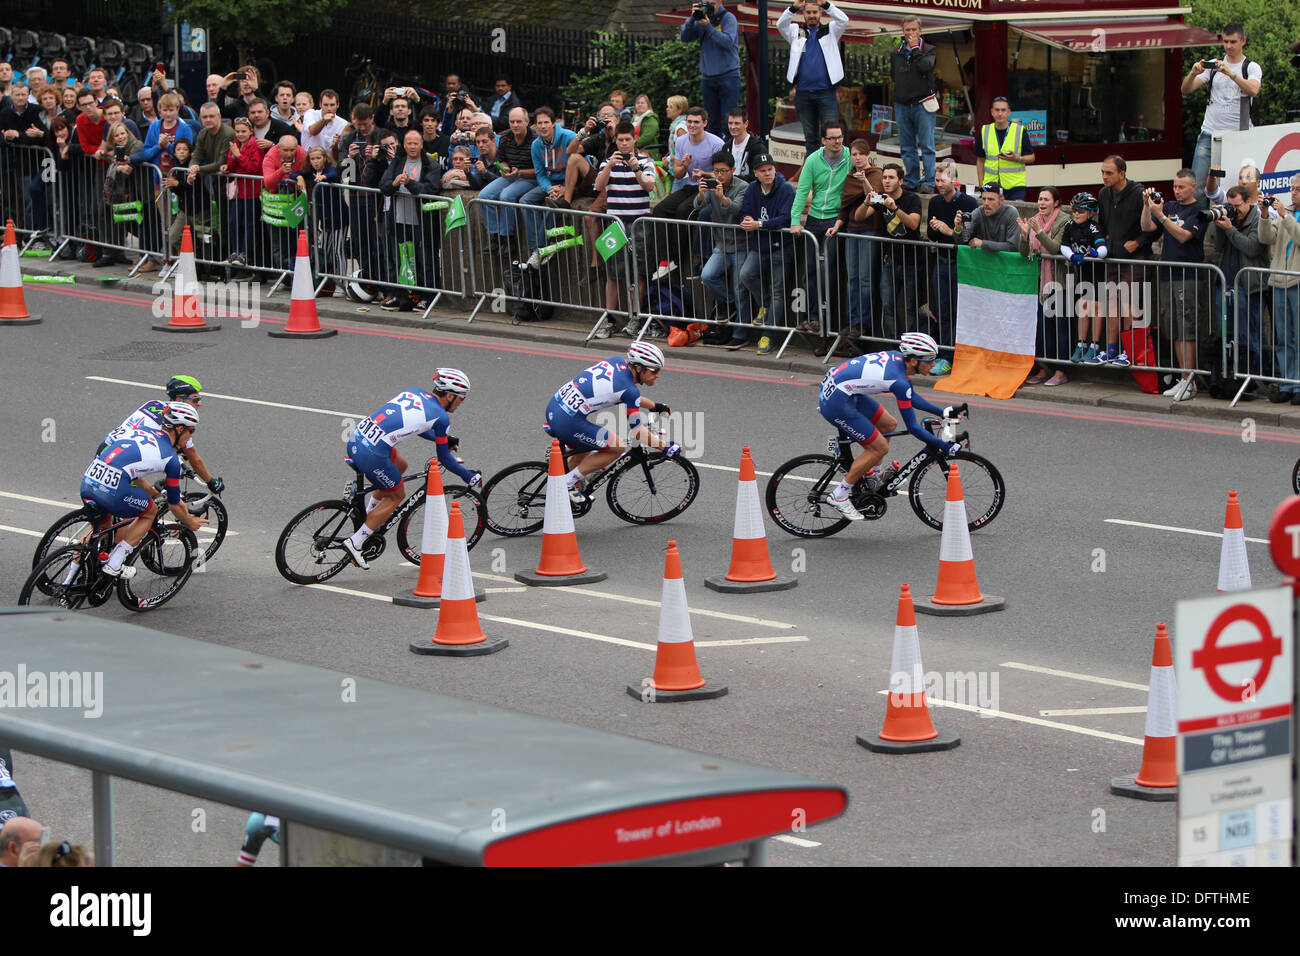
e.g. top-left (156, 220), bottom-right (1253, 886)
top-left (1257, 175), bottom-right (1300, 402)
top-left (1141, 170), bottom-right (1206, 401)
top-left (680, 1), bottom-right (741, 139)
top-left (1211, 184), bottom-right (1269, 383)
top-left (437, 74), bottom-right (478, 137)
top-left (1181, 22), bottom-right (1262, 205)
top-left (548, 103), bottom-right (620, 210)
top-left (779, 1), bottom-right (851, 159)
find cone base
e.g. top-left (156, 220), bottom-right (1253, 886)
top-left (409, 635), bottom-right (508, 656)
top-left (392, 586), bottom-right (486, 608)
top-left (152, 321), bottom-right (222, 333)
top-left (0, 315), bottom-right (41, 325)
top-left (915, 593), bottom-right (1006, 616)
top-left (626, 681), bottom-right (729, 702)
top-left (857, 729), bottom-right (961, 753)
top-left (515, 569), bottom-right (608, 587)
top-left (1110, 775), bottom-right (1177, 801)
top-left (269, 327), bottom-right (337, 339)
top-left (704, 573), bottom-right (798, 594)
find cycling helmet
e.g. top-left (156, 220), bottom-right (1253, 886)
top-left (1071, 191), bottom-right (1098, 212)
top-left (161, 401), bottom-right (200, 429)
top-left (898, 331), bottom-right (939, 362)
top-left (432, 367), bottom-right (471, 396)
top-left (626, 341), bottom-right (665, 370)
top-left (165, 374), bottom-right (202, 399)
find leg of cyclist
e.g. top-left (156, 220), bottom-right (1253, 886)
top-left (343, 446), bottom-right (406, 568)
top-left (818, 394), bottom-right (894, 520)
top-left (94, 479), bottom-right (158, 576)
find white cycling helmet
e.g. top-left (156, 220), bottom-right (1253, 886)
top-left (161, 401), bottom-right (200, 429)
top-left (899, 331), bottom-right (939, 362)
top-left (432, 367), bottom-right (471, 396)
top-left (626, 341), bottom-right (665, 370)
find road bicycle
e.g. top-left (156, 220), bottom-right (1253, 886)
top-left (481, 418), bottom-right (699, 536)
top-left (32, 466), bottom-right (227, 569)
top-left (1290, 458), bottom-right (1300, 496)
top-left (275, 456), bottom-right (484, 585)
top-left (19, 508), bottom-right (198, 612)
top-left (765, 404), bottom-right (1005, 538)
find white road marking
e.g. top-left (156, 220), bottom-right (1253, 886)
top-left (1000, 661), bottom-right (1148, 691)
top-left (0, 490), bottom-right (236, 536)
top-left (484, 587), bottom-right (528, 594)
top-left (773, 835), bottom-right (821, 848)
top-left (1104, 518), bottom-right (1268, 545)
top-left (86, 376), bottom-right (364, 419)
top-left (875, 691), bottom-right (1143, 745)
top-left (0, 523), bottom-right (42, 538)
top-left (1039, 706), bottom-right (1147, 717)
top-left (476, 614), bottom-right (655, 650)
top-left (695, 636), bottom-right (810, 647)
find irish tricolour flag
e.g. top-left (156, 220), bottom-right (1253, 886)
top-left (934, 246), bottom-right (1040, 400)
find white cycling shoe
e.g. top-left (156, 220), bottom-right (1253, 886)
top-left (100, 563), bottom-right (136, 580)
top-left (827, 494), bottom-right (864, 521)
top-left (342, 538), bottom-right (370, 570)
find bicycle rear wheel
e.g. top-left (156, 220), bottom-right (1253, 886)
top-left (275, 500), bottom-right (358, 585)
top-left (397, 485), bottom-right (485, 563)
top-left (606, 453), bottom-right (699, 525)
top-left (118, 528), bottom-right (196, 611)
top-left (765, 454), bottom-right (851, 538)
top-left (19, 545), bottom-right (93, 609)
top-left (32, 506), bottom-right (96, 570)
top-left (908, 451), bottom-right (1006, 532)
top-left (1291, 458), bottom-right (1300, 495)
top-left (482, 462), bottom-right (549, 537)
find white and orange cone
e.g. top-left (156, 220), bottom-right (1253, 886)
top-left (915, 463), bottom-right (1005, 616)
top-left (1111, 623), bottom-right (1177, 800)
top-left (515, 441), bottom-right (607, 586)
top-left (0, 219), bottom-right (41, 325)
top-left (1217, 491), bottom-right (1251, 593)
top-left (409, 502), bottom-right (506, 656)
top-left (393, 460), bottom-right (484, 607)
top-left (269, 229), bottom-right (336, 338)
top-left (154, 226), bottom-right (220, 332)
top-left (858, 585), bottom-right (961, 753)
top-left (705, 446), bottom-right (797, 593)
top-left (627, 541), bottom-right (727, 702)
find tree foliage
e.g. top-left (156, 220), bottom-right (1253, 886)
top-left (561, 30), bottom-right (729, 118)
top-left (169, 0), bottom-right (349, 57)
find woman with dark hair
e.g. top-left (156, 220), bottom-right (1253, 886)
top-left (1018, 185), bottom-right (1070, 386)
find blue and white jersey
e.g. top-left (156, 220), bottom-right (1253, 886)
top-left (820, 350), bottom-right (947, 451)
top-left (351, 387), bottom-right (473, 483)
top-left (84, 428), bottom-right (184, 504)
top-left (551, 357), bottom-right (644, 428)
top-left (104, 400), bottom-right (195, 451)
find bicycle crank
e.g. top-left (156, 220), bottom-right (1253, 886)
top-left (362, 535), bottom-right (387, 560)
top-left (854, 493), bottom-right (887, 520)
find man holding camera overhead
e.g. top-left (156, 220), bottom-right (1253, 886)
top-left (1181, 21), bottom-right (1262, 205)
top-left (680, 2), bottom-right (741, 139)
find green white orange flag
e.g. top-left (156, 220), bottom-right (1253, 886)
top-left (934, 246), bottom-right (1040, 400)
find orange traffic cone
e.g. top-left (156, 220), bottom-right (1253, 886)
top-left (704, 446), bottom-right (797, 593)
top-left (1217, 491), bottom-right (1251, 593)
top-left (409, 502), bottom-right (506, 656)
top-left (269, 229), bottom-right (337, 338)
top-left (515, 441), bottom-right (607, 586)
top-left (627, 541), bottom-right (727, 702)
top-left (1111, 623), bottom-right (1177, 800)
top-left (0, 219), bottom-right (42, 325)
top-left (393, 460), bottom-right (485, 607)
top-left (153, 226), bottom-right (220, 332)
top-left (858, 585), bottom-right (961, 753)
top-left (915, 463), bottom-right (1005, 616)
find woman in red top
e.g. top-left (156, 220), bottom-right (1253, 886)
top-left (222, 117), bottom-right (265, 268)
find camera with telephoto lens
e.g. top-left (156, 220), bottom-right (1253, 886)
top-left (1199, 204), bottom-right (1231, 222)
top-left (691, 1), bottom-right (712, 19)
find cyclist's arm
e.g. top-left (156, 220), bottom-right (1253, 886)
top-left (181, 445), bottom-right (212, 484)
top-left (161, 458), bottom-right (205, 529)
top-left (893, 385), bottom-right (949, 453)
top-left (423, 430), bottom-right (475, 483)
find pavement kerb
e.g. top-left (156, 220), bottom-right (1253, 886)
top-left (24, 257), bottom-right (1300, 431)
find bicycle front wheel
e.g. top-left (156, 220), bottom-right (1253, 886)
top-left (765, 454), bottom-right (850, 538)
top-left (275, 500), bottom-right (358, 585)
top-left (606, 453), bottom-right (699, 525)
top-left (19, 545), bottom-right (92, 610)
top-left (908, 451), bottom-right (1006, 532)
top-left (117, 528), bottom-right (196, 611)
top-left (397, 485), bottom-right (486, 563)
top-left (1291, 458), bottom-right (1300, 495)
top-left (186, 492), bottom-right (229, 563)
top-left (482, 462), bottom-right (549, 537)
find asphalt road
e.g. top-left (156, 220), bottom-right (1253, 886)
top-left (2, 282), bottom-right (1296, 867)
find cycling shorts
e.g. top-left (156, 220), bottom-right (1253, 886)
top-left (80, 476), bottom-right (153, 518)
top-left (545, 400), bottom-right (612, 450)
top-left (348, 440), bottom-right (403, 492)
top-left (818, 391), bottom-right (884, 446)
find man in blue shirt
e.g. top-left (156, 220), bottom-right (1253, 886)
top-left (680, 2), bottom-right (741, 139)
top-left (777, 2), bottom-right (850, 159)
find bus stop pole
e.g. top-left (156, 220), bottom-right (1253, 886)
top-left (748, 837), bottom-right (770, 866)
top-left (92, 771), bottom-right (115, 867)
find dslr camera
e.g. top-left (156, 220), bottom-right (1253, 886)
top-left (1147, 190), bottom-right (1163, 205)
top-left (691, 1), bottom-right (714, 20)
top-left (1199, 204), bottom-right (1232, 222)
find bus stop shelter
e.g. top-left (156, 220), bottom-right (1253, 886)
top-left (0, 609), bottom-right (847, 865)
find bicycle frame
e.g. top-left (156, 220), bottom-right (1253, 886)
top-left (341, 458), bottom-right (443, 538)
top-left (825, 410), bottom-right (970, 498)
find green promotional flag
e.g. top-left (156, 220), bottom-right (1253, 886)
top-left (25, 274), bottom-right (75, 284)
top-left (421, 199), bottom-right (450, 213)
top-left (444, 194), bottom-right (466, 234)
top-left (261, 191), bottom-right (307, 229)
top-left (595, 220), bottom-right (627, 262)
top-left (398, 240), bottom-right (418, 288)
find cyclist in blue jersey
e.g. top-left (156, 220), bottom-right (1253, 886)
top-left (342, 368), bottom-right (480, 569)
top-left (100, 375), bottom-right (225, 497)
top-left (236, 812), bottom-right (280, 866)
top-left (80, 402), bottom-right (210, 577)
top-left (545, 341), bottom-right (680, 504)
top-left (818, 331), bottom-right (962, 521)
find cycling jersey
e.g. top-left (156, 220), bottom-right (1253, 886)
top-left (103, 400), bottom-right (195, 452)
top-left (819, 350), bottom-right (948, 452)
top-left (348, 388), bottom-right (472, 486)
top-left (80, 428), bottom-right (183, 516)
top-left (545, 357), bottom-right (644, 441)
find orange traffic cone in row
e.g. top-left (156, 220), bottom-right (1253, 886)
top-left (704, 446), bottom-right (796, 594)
top-left (393, 460), bottom-right (485, 608)
top-left (858, 585), bottom-right (961, 753)
top-left (915, 462), bottom-right (1005, 616)
top-left (515, 441), bottom-right (607, 586)
top-left (409, 502), bottom-right (506, 656)
top-left (269, 229), bottom-right (337, 339)
top-left (0, 219), bottom-right (42, 325)
top-left (627, 541), bottom-right (727, 702)
top-left (153, 226), bottom-right (220, 332)
top-left (1217, 491), bottom-right (1251, 593)
top-left (1111, 623), bottom-right (1177, 800)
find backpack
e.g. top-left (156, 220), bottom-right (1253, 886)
top-left (641, 283), bottom-right (693, 321)
top-left (1213, 58), bottom-right (1257, 130)
top-left (509, 263), bottom-right (554, 323)
top-left (1199, 334), bottom-right (1235, 399)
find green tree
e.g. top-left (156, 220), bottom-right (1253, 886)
top-left (169, 0), bottom-right (349, 67)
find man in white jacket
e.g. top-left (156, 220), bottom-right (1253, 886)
top-left (777, 1), bottom-right (849, 159)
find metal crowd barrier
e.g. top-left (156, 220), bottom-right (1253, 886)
top-left (821, 232), bottom-right (938, 361)
top-left (52, 153), bottom-right (165, 274)
top-left (1231, 266), bottom-right (1300, 401)
top-left (0, 144), bottom-right (59, 251)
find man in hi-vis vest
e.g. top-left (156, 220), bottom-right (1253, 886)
top-left (974, 96), bottom-right (1035, 201)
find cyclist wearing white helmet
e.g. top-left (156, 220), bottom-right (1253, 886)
top-left (79, 401), bottom-right (209, 578)
top-left (100, 374), bottom-right (225, 497)
top-left (817, 332), bottom-right (960, 521)
top-left (342, 369), bottom-right (479, 570)
top-left (545, 343), bottom-right (679, 504)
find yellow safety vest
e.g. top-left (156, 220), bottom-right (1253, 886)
top-left (982, 121), bottom-right (1026, 191)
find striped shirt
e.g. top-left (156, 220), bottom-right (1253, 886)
top-left (599, 154), bottom-right (655, 224)
top-left (496, 128), bottom-right (535, 171)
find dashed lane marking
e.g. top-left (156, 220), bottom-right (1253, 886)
top-left (1000, 661), bottom-right (1148, 691)
top-left (875, 691), bottom-right (1143, 745)
top-left (1104, 518), bottom-right (1268, 545)
top-left (1039, 706), bottom-right (1148, 717)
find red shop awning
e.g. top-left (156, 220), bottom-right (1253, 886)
top-left (1010, 17), bottom-right (1220, 52)
top-left (656, 5), bottom-right (970, 41)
